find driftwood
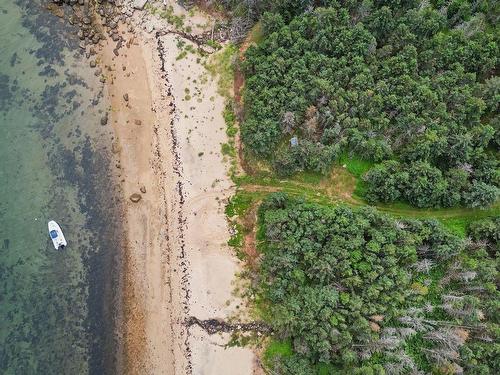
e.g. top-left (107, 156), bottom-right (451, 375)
top-left (186, 316), bottom-right (272, 335)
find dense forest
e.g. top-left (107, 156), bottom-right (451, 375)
top-left (256, 194), bottom-right (499, 374)
top-left (237, 0), bottom-right (499, 208)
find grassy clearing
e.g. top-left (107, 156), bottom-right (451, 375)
top-left (234, 173), bottom-right (499, 227)
top-left (339, 153), bottom-right (374, 177)
top-left (338, 153), bottom-right (374, 197)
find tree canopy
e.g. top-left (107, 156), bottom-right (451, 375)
top-left (257, 194), bottom-right (499, 373)
top-left (241, 0), bottom-right (499, 208)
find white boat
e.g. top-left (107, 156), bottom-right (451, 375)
top-left (48, 220), bottom-right (67, 249)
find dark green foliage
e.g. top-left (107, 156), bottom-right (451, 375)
top-left (364, 160), bottom-right (499, 208)
top-left (467, 217), bottom-right (500, 255)
top-left (241, 0), bottom-right (499, 208)
top-left (274, 140), bottom-right (340, 176)
top-left (463, 181), bottom-right (500, 209)
top-left (257, 194), bottom-right (499, 373)
top-left (364, 160), bottom-right (407, 203)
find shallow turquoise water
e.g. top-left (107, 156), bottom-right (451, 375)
top-left (0, 1), bottom-right (121, 373)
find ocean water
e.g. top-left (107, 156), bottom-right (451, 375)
top-left (0, 1), bottom-right (121, 373)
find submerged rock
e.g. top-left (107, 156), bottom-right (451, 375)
top-left (100, 113), bottom-right (108, 125)
top-left (140, 185), bottom-right (146, 193)
top-left (111, 141), bottom-right (120, 154)
top-left (123, 93), bottom-right (129, 101)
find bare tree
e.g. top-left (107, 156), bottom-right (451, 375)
top-left (422, 347), bottom-right (459, 365)
top-left (281, 111), bottom-right (296, 134)
top-left (304, 105), bottom-right (320, 141)
top-left (424, 328), bottom-right (467, 351)
top-left (458, 271), bottom-right (477, 282)
top-left (413, 259), bottom-right (434, 274)
top-left (417, 244), bottom-right (430, 256)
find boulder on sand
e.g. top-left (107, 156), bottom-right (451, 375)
top-left (129, 193), bottom-right (142, 203)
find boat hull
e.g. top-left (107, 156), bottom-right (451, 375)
top-left (48, 220), bottom-right (67, 249)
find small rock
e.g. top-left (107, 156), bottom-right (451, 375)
top-left (82, 17), bottom-right (91, 25)
top-left (129, 193), bottom-right (142, 203)
top-left (140, 185), bottom-right (146, 193)
top-left (134, 119), bottom-right (141, 125)
top-left (90, 60), bottom-right (96, 68)
top-left (99, 76), bottom-right (106, 83)
top-left (100, 113), bottom-right (108, 126)
top-left (111, 141), bottom-right (120, 154)
top-left (123, 93), bottom-right (129, 101)
top-left (132, 0), bottom-right (148, 10)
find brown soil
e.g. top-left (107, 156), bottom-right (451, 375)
top-left (241, 203), bottom-right (260, 270)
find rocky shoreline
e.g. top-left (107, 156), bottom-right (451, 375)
top-left (44, 1), bottom-right (262, 373)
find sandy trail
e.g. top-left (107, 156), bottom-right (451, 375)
top-left (98, 4), bottom-right (258, 374)
top-left (158, 30), bottom-right (256, 374)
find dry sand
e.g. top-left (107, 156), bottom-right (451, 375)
top-left (97, 3), bottom-right (258, 374)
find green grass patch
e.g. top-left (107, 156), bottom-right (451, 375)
top-left (339, 153), bottom-right (375, 178)
top-left (247, 22), bottom-right (264, 45)
top-left (205, 43), bottom-right (238, 98)
top-left (225, 191), bottom-right (258, 217)
top-left (292, 171), bottom-right (324, 185)
top-left (263, 340), bottom-right (293, 363)
top-left (221, 142), bottom-right (235, 157)
top-left (176, 51), bottom-right (188, 60)
top-left (206, 39), bottom-right (222, 50)
top-left (228, 222), bottom-right (244, 248)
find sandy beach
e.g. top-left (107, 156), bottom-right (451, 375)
top-left (96, 3), bottom-right (257, 373)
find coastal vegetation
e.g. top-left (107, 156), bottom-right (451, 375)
top-left (237, 0), bottom-right (499, 209)
top-left (215, 0), bottom-right (500, 374)
top-left (254, 194), bottom-right (498, 374)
